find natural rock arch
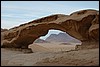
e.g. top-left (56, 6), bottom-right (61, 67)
top-left (1, 9), bottom-right (99, 49)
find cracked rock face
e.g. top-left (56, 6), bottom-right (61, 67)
top-left (1, 9), bottom-right (99, 49)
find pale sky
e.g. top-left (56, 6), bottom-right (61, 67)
top-left (1, 1), bottom-right (99, 40)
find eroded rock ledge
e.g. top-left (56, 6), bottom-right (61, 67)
top-left (1, 9), bottom-right (99, 49)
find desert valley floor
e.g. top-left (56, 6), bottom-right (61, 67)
top-left (1, 42), bottom-right (99, 66)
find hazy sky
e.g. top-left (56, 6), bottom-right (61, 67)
top-left (1, 1), bottom-right (99, 40)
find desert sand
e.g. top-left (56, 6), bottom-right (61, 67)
top-left (1, 42), bottom-right (99, 66)
top-left (29, 42), bottom-right (79, 52)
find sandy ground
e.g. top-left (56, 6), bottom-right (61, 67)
top-left (28, 42), bottom-right (79, 52)
top-left (1, 42), bottom-right (99, 66)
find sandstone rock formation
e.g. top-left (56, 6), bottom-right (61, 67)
top-left (1, 28), bottom-right (8, 32)
top-left (1, 28), bottom-right (8, 46)
top-left (1, 9), bottom-right (99, 49)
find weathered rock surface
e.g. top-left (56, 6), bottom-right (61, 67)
top-left (1, 28), bottom-right (8, 32)
top-left (1, 9), bottom-right (99, 49)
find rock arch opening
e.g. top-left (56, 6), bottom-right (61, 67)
top-left (34, 29), bottom-right (81, 44)
top-left (30, 29), bottom-right (81, 52)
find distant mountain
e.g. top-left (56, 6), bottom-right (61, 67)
top-left (34, 39), bottom-right (50, 43)
top-left (45, 33), bottom-right (81, 43)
